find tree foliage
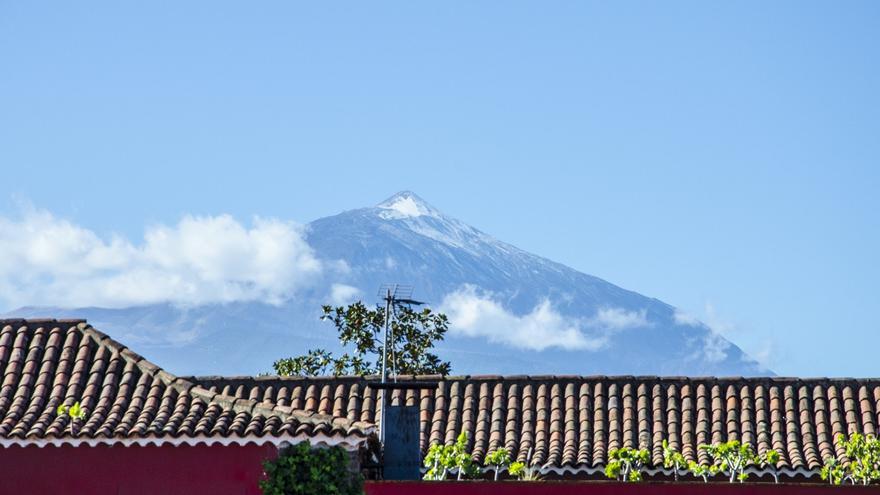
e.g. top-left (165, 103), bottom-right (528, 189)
top-left (273, 302), bottom-right (451, 377)
top-left (662, 440), bottom-right (686, 481)
top-left (57, 401), bottom-right (87, 434)
top-left (485, 448), bottom-right (512, 481)
top-left (509, 448), bottom-right (542, 481)
top-left (423, 431), bottom-right (477, 480)
top-left (821, 456), bottom-right (846, 485)
top-left (700, 440), bottom-right (757, 483)
top-left (687, 459), bottom-right (715, 482)
top-left (759, 449), bottom-right (781, 483)
top-left (604, 447), bottom-right (650, 482)
top-left (260, 441), bottom-right (363, 495)
top-left (56, 401), bottom-right (86, 421)
top-left (819, 434), bottom-right (880, 486)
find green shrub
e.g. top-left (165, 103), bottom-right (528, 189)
top-left (662, 440), bottom-right (686, 481)
top-left (700, 440), bottom-right (756, 483)
top-left (260, 441), bottom-right (363, 495)
top-left (604, 447), bottom-right (650, 482)
top-left (485, 447), bottom-right (511, 481)
top-left (423, 431), bottom-right (478, 481)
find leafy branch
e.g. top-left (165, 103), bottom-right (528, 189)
top-left (662, 440), bottom-right (686, 481)
top-left (604, 447), bottom-right (649, 482)
top-left (840, 433), bottom-right (880, 485)
top-left (274, 302), bottom-right (451, 377)
top-left (687, 460), bottom-right (716, 482)
top-left (485, 448), bottom-right (511, 481)
top-left (56, 401), bottom-right (87, 434)
top-left (700, 440), bottom-right (757, 483)
top-left (509, 448), bottom-right (542, 481)
top-left (758, 449), bottom-right (781, 483)
top-left (56, 401), bottom-right (86, 421)
top-left (821, 456), bottom-right (846, 485)
top-left (423, 431), bottom-right (477, 481)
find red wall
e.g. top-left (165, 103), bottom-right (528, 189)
top-left (366, 481), bottom-right (880, 494)
top-left (0, 443), bottom-right (277, 495)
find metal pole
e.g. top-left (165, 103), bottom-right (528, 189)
top-left (379, 287), bottom-right (393, 444)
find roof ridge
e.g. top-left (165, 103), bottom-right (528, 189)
top-left (199, 373), bottom-right (880, 383)
top-left (76, 321), bottom-right (369, 434)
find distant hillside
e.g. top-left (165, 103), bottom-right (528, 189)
top-left (9, 192), bottom-right (769, 377)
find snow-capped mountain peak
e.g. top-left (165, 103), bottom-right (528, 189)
top-left (371, 191), bottom-right (505, 256)
top-left (8, 192), bottom-right (769, 377)
top-left (376, 191), bottom-right (441, 220)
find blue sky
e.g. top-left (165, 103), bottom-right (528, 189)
top-left (1, 2), bottom-right (878, 376)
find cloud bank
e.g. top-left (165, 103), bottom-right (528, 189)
top-left (675, 306), bottom-right (735, 364)
top-left (0, 207), bottom-right (322, 309)
top-left (329, 283), bottom-right (362, 306)
top-left (439, 285), bottom-right (649, 351)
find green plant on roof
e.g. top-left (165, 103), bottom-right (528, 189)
top-left (451, 430), bottom-right (478, 480)
top-left (423, 442), bottom-right (453, 480)
top-left (758, 449), bottom-right (781, 483)
top-left (662, 440), bottom-right (686, 481)
top-left (56, 401), bottom-right (86, 421)
top-left (700, 440), bottom-right (757, 483)
top-left (56, 400), bottom-right (87, 434)
top-left (484, 447), bottom-right (512, 481)
top-left (687, 460), bottom-right (716, 482)
top-left (838, 433), bottom-right (880, 485)
top-left (604, 447), bottom-right (650, 482)
top-left (820, 456), bottom-right (846, 485)
top-left (508, 447), bottom-right (542, 481)
top-left (423, 431), bottom-right (478, 481)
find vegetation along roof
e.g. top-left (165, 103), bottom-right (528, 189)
top-left (4, 317), bottom-right (878, 482)
top-left (197, 373), bottom-right (880, 481)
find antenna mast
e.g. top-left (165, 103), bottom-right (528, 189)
top-left (377, 283), bottom-right (424, 444)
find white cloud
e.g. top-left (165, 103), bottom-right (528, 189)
top-left (673, 309), bottom-right (700, 326)
top-left (591, 307), bottom-right (650, 330)
top-left (440, 285), bottom-right (615, 351)
top-left (0, 206), bottom-right (323, 309)
top-left (701, 331), bottom-right (731, 363)
top-left (329, 283), bottom-right (362, 306)
top-left (676, 304), bottom-right (736, 364)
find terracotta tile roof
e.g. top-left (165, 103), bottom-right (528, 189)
top-left (0, 319), bottom-right (373, 447)
top-left (196, 374), bottom-right (880, 480)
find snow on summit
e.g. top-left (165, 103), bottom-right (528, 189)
top-left (376, 191), bottom-right (439, 219)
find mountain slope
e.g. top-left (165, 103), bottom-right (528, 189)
top-left (7, 192), bottom-right (768, 376)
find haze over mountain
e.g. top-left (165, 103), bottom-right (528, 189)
top-left (8, 192), bottom-right (768, 377)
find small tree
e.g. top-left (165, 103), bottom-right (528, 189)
top-left (424, 443), bottom-right (453, 480)
top-left (260, 441), bottom-right (362, 495)
top-left (687, 460), bottom-right (715, 482)
top-left (662, 440), bottom-right (686, 481)
top-left (604, 447), bottom-right (650, 482)
top-left (423, 431), bottom-right (477, 481)
top-left (821, 456), bottom-right (846, 485)
top-left (509, 448), bottom-right (542, 481)
top-left (758, 449), bottom-right (781, 483)
top-left (57, 401), bottom-right (87, 434)
top-left (700, 440), bottom-right (757, 483)
top-left (274, 301), bottom-right (451, 376)
top-left (485, 448), bottom-right (512, 481)
top-left (451, 431), bottom-right (478, 480)
top-left (839, 433), bottom-right (880, 485)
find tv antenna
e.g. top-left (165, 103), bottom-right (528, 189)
top-left (377, 284), bottom-right (424, 385)
top-left (376, 283), bottom-right (424, 444)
